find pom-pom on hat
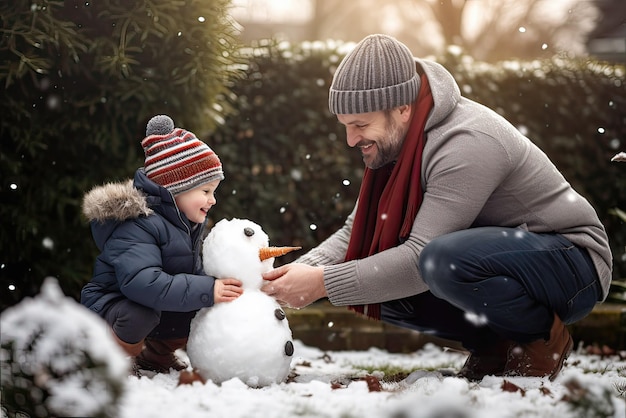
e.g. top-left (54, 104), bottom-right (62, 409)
top-left (328, 34), bottom-right (420, 115)
top-left (142, 115), bottom-right (224, 195)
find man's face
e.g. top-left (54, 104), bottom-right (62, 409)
top-left (337, 106), bottom-right (411, 169)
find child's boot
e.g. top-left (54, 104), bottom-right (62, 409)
top-left (135, 338), bottom-right (189, 373)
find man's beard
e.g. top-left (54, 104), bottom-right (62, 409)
top-left (365, 116), bottom-right (407, 170)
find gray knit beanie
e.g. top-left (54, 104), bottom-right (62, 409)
top-left (328, 34), bottom-right (420, 115)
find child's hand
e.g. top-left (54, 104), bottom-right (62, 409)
top-left (214, 278), bottom-right (243, 303)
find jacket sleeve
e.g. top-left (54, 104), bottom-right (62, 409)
top-left (102, 219), bottom-right (216, 312)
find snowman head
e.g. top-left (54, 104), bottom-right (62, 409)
top-left (202, 218), bottom-right (300, 289)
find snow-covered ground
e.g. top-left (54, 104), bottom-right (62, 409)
top-left (2, 279), bottom-right (625, 418)
top-left (121, 340), bottom-right (626, 418)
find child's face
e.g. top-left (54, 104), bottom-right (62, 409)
top-left (174, 180), bottom-right (220, 224)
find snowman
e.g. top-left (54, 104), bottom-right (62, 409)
top-left (185, 218), bottom-right (301, 387)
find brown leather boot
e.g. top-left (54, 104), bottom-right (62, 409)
top-left (457, 339), bottom-right (512, 381)
top-left (135, 338), bottom-right (189, 373)
top-left (504, 313), bottom-right (573, 380)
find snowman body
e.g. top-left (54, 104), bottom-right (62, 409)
top-left (186, 218), bottom-right (295, 387)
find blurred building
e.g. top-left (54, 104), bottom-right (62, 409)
top-left (230, 0), bottom-right (314, 42)
top-left (232, 0), bottom-right (625, 63)
top-left (586, 0), bottom-right (626, 62)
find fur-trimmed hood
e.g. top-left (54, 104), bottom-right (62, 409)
top-left (82, 179), bottom-right (153, 223)
top-left (83, 169), bottom-right (194, 251)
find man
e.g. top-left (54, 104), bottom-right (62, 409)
top-left (261, 34), bottom-right (611, 381)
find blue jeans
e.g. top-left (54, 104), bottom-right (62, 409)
top-left (381, 227), bottom-right (601, 349)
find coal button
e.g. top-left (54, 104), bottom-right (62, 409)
top-left (274, 308), bottom-right (286, 320)
top-left (284, 340), bottom-right (294, 356)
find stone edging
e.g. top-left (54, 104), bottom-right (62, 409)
top-left (285, 301), bottom-right (625, 352)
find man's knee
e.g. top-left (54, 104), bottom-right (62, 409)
top-left (419, 234), bottom-right (466, 297)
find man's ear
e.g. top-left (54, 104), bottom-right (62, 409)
top-left (397, 104), bottom-right (412, 122)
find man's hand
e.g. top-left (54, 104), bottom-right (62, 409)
top-left (214, 278), bottom-right (243, 303)
top-left (261, 263), bottom-right (327, 308)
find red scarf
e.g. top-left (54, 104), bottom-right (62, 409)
top-left (345, 73), bottom-right (433, 320)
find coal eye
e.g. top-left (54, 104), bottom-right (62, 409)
top-left (243, 227), bottom-right (255, 237)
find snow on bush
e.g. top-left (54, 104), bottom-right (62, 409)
top-left (1, 277), bottom-right (128, 418)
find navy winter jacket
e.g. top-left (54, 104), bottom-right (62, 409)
top-left (80, 169), bottom-right (216, 315)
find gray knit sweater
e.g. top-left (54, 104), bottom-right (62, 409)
top-left (297, 58), bottom-right (612, 306)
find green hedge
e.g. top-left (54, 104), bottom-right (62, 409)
top-left (0, 0), bottom-right (239, 309)
top-left (1, 30), bottom-right (624, 309)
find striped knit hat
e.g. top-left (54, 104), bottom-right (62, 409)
top-left (141, 115), bottom-right (224, 195)
top-left (328, 34), bottom-right (420, 115)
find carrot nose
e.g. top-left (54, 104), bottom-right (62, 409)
top-left (259, 246), bottom-right (302, 261)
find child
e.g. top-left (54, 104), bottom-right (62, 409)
top-left (81, 115), bottom-right (243, 373)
